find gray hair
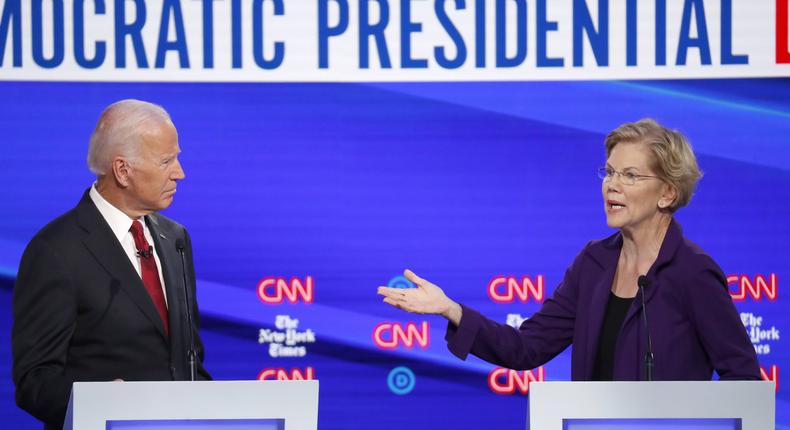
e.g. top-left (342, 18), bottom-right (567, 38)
top-left (87, 99), bottom-right (173, 175)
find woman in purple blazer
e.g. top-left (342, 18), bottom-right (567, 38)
top-left (378, 119), bottom-right (760, 381)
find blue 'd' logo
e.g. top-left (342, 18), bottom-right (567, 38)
top-left (387, 366), bottom-right (416, 395)
top-left (388, 275), bottom-right (415, 289)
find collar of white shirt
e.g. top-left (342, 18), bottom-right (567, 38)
top-left (88, 183), bottom-right (138, 242)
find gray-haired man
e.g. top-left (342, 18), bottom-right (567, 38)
top-left (12, 99), bottom-right (211, 430)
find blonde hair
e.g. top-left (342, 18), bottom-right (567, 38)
top-left (605, 118), bottom-right (702, 212)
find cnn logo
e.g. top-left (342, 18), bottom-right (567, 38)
top-left (372, 322), bottom-right (430, 349)
top-left (728, 274), bottom-right (777, 302)
top-left (488, 367), bottom-right (545, 395)
top-left (257, 276), bottom-right (314, 304)
top-left (257, 367), bottom-right (315, 381)
top-left (489, 276), bottom-right (545, 303)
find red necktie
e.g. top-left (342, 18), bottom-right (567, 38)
top-left (130, 220), bottom-right (169, 337)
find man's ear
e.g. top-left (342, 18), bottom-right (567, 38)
top-left (658, 183), bottom-right (677, 210)
top-left (112, 157), bottom-right (131, 188)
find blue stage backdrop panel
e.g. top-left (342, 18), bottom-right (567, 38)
top-left (0, 80), bottom-right (787, 429)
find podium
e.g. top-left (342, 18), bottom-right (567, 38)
top-left (529, 381), bottom-right (774, 430)
top-left (63, 380), bottom-right (319, 430)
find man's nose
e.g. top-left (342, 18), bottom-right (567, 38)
top-left (172, 158), bottom-right (186, 180)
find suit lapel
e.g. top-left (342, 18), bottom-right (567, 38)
top-left (147, 215), bottom-right (183, 350)
top-left (76, 190), bottom-right (169, 341)
top-left (583, 234), bottom-right (621, 379)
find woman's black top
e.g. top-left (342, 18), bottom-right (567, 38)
top-left (592, 292), bottom-right (635, 381)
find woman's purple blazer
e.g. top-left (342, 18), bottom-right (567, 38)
top-left (446, 219), bottom-right (761, 380)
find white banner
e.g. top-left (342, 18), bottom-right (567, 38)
top-left (0, 0), bottom-right (788, 82)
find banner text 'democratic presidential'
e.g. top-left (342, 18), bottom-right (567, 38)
top-left (1, 0), bottom-right (788, 81)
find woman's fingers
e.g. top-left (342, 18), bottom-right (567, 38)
top-left (382, 297), bottom-right (401, 308)
top-left (381, 289), bottom-right (419, 310)
top-left (379, 276), bottom-right (436, 314)
top-left (403, 269), bottom-right (427, 287)
top-left (379, 271), bottom-right (451, 317)
top-left (377, 286), bottom-right (405, 298)
top-left (383, 296), bottom-right (418, 312)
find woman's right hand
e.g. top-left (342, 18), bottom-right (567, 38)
top-left (377, 269), bottom-right (463, 326)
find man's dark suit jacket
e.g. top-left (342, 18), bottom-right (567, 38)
top-left (12, 189), bottom-right (211, 430)
top-left (446, 219), bottom-right (760, 381)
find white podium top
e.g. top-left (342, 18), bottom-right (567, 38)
top-left (64, 380), bottom-right (319, 430)
top-left (529, 381), bottom-right (774, 430)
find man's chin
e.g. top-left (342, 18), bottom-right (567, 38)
top-left (154, 197), bottom-right (175, 212)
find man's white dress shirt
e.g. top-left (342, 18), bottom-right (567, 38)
top-left (89, 184), bottom-right (168, 306)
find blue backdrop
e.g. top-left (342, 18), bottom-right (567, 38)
top-left (1, 79), bottom-right (788, 429)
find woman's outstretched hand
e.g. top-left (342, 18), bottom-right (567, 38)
top-left (377, 269), bottom-right (463, 326)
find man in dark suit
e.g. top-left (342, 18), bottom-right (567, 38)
top-left (12, 99), bottom-right (211, 430)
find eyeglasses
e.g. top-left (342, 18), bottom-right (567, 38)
top-left (597, 167), bottom-right (661, 186)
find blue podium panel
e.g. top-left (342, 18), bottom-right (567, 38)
top-left (564, 418), bottom-right (741, 430)
top-left (107, 419), bottom-right (284, 430)
top-left (530, 382), bottom-right (773, 430)
top-left (64, 381), bottom-right (317, 430)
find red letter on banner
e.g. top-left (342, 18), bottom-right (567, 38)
top-left (778, 0), bottom-right (790, 63)
top-left (760, 365), bottom-right (779, 392)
